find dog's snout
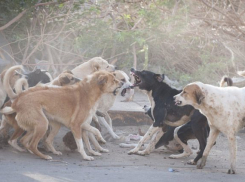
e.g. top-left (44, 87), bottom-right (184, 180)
top-left (130, 68), bottom-right (135, 72)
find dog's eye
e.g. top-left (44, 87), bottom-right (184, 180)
top-left (71, 77), bottom-right (74, 80)
top-left (121, 79), bottom-right (125, 82)
top-left (107, 66), bottom-right (109, 68)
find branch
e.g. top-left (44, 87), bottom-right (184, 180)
top-left (0, 10), bottom-right (27, 31)
top-left (200, 0), bottom-right (245, 36)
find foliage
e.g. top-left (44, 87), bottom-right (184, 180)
top-left (0, 0), bottom-right (245, 85)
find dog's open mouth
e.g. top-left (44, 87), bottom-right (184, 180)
top-left (131, 73), bottom-right (142, 87)
top-left (113, 87), bottom-right (121, 96)
top-left (175, 100), bottom-right (182, 106)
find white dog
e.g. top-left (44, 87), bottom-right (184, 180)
top-left (174, 82), bottom-right (245, 174)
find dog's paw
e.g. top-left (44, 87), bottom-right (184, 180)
top-left (128, 148), bottom-right (138, 155)
top-left (112, 134), bottom-right (120, 140)
top-left (45, 155), bottom-right (53, 160)
top-left (90, 151), bottom-right (101, 156)
top-left (99, 148), bottom-right (109, 153)
top-left (99, 138), bottom-right (106, 144)
top-left (227, 169), bottom-right (236, 174)
top-left (53, 151), bottom-right (62, 156)
top-left (84, 156), bottom-right (94, 161)
top-left (197, 157), bottom-right (206, 169)
top-left (169, 154), bottom-right (179, 159)
top-left (187, 159), bottom-right (197, 165)
top-left (137, 151), bottom-right (147, 156)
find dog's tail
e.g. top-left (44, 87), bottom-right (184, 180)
top-left (14, 77), bottom-right (29, 95)
top-left (219, 76), bottom-right (233, 87)
top-left (3, 65), bottom-right (27, 100)
top-left (237, 70), bottom-right (245, 77)
top-left (0, 106), bottom-right (15, 115)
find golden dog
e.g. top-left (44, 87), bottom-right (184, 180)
top-left (1, 70), bottom-right (122, 161)
top-left (1, 68), bottom-right (80, 152)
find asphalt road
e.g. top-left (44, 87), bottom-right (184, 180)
top-left (1, 125), bottom-right (245, 182)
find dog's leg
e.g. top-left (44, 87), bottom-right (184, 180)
top-left (169, 125), bottom-right (193, 159)
top-left (43, 121), bottom-right (62, 155)
top-left (128, 125), bottom-right (159, 155)
top-left (0, 115), bottom-right (7, 132)
top-left (8, 128), bottom-right (25, 152)
top-left (71, 125), bottom-right (94, 161)
top-left (119, 143), bottom-right (148, 149)
top-left (88, 132), bottom-right (109, 153)
top-left (137, 129), bottom-right (164, 156)
top-left (82, 123), bottom-right (106, 144)
top-left (197, 126), bottom-right (219, 169)
top-left (98, 116), bottom-right (120, 139)
top-left (188, 124), bottom-right (208, 165)
top-left (227, 134), bottom-right (237, 174)
top-left (6, 116), bottom-right (25, 152)
top-left (104, 112), bottom-right (112, 128)
top-left (20, 131), bottom-right (34, 150)
top-left (92, 115), bottom-right (101, 132)
top-left (0, 115), bottom-right (9, 138)
top-left (82, 130), bottom-right (101, 156)
top-left (28, 117), bottom-right (52, 160)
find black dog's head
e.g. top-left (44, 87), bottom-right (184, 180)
top-left (130, 68), bottom-right (164, 91)
top-left (25, 69), bottom-right (52, 87)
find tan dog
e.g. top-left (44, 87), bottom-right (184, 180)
top-left (45, 58), bottom-right (118, 156)
top-left (174, 82), bottom-right (245, 174)
top-left (1, 71), bottom-right (122, 161)
top-left (0, 69), bottom-right (80, 152)
top-left (63, 70), bottom-right (133, 154)
top-left (72, 57), bottom-right (116, 78)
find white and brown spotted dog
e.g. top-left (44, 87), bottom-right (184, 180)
top-left (174, 82), bottom-right (245, 174)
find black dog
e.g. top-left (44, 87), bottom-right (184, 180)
top-left (24, 68), bottom-right (51, 87)
top-left (127, 68), bottom-right (194, 155)
top-left (127, 68), bottom-right (209, 165)
top-left (144, 104), bottom-right (209, 164)
top-left (153, 108), bottom-right (209, 165)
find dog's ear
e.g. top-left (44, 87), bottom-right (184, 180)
top-left (35, 69), bottom-right (41, 74)
top-left (154, 74), bottom-right (164, 82)
top-left (97, 75), bottom-right (108, 85)
top-left (92, 62), bottom-right (100, 72)
top-left (194, 87), bottom-right (205, 105)
top-left (60, 76), bottom-right (70, 86)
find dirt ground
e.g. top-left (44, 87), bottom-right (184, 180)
top-left (0, 124), bottom-right (245, 182)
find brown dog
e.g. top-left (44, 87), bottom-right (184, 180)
top-left (1, 69), bottom-right (80, 152)
top-left (1, 70), bottom-right (122, 160)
